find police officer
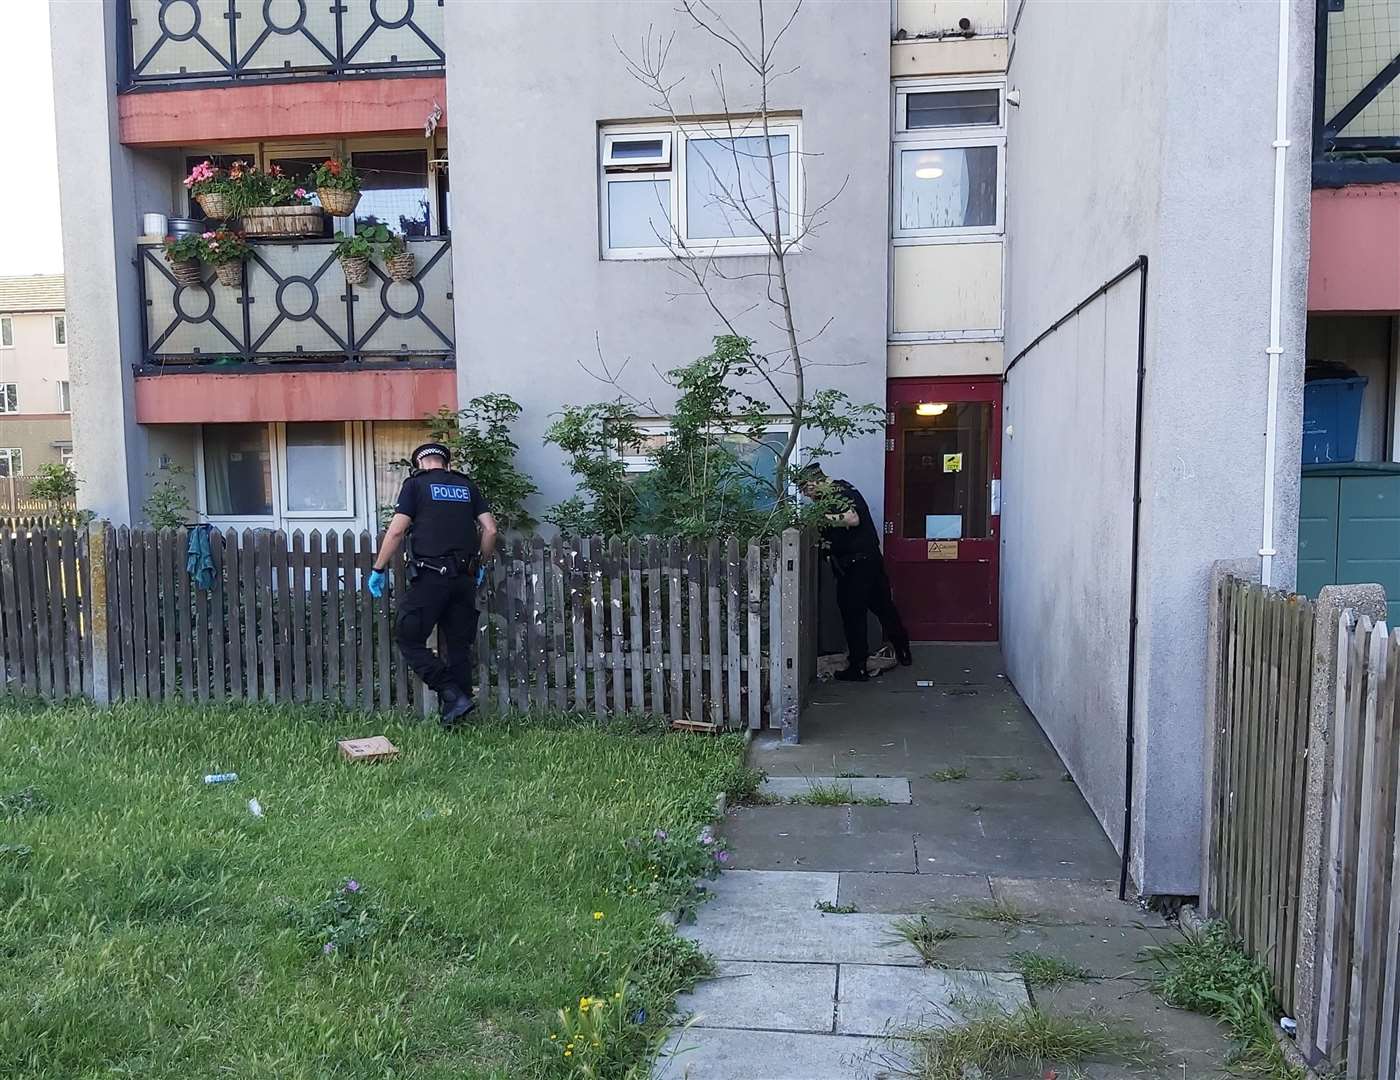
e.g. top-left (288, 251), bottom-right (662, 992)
top-left (368, 442), bottom-right (498, 726)
top-left (795, 462), bottom-right (912, 681)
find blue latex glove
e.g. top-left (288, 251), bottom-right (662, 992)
top-left (476, 565), bottom-right (486, 588)
top-left (367, 569), bottom-right (386, 598)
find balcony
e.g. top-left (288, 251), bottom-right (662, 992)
top-left (137, 237), bottom-right (453, 373)
top-left (1314, 0), bottom-right (1400, 186)
top-left (119, 0), bottom-right (445, 90)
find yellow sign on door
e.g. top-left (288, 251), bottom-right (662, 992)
top-left (927, 541), bottom-right (957, 561)
top-left (943, 453), bottom-right (963, 473)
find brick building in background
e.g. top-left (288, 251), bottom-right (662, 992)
top-left (0, 275), bottom-right (73, 494)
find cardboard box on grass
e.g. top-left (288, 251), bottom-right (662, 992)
top-left (338, 736), bottom-right (399, 763)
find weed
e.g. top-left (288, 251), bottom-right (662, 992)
top-left (888, 915), bottom-right (965, 965)
top-left (927, 767), bottom-right (969, 782)
top-left (792, 781), bottom-right (887, 807)
top-left (723, 766), bottom-right (767, 803)
top-left (958, 898), bottom-right (1040, 926)
top-left (997, 768), bottom-right (1038, 782)
top-left (836, 770), bottom-right (864, 778)
top-left (916, 1006), bottom-right (1151, 1080)
top-left (1143, 922), bottom-right (1303, 1077)
top-left (814, 900), bottom-right (858, 914)
top-left (1009, 950), bottom-right (1093, 988)
top-left (284, 877), bottom-right (384, 959)
top-left (0, 785), bottom-right (52, 818)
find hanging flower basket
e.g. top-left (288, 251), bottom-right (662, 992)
top-left (195, 191), bottom-right (235, 220)
top-left (213, 260), bottom-right (243, 287)
top-left (317, 187), bottom-right (361, 217)
top-left (340, 254), bottom-right (370, 286)
top-left (169, 258), bottom-right (203, 287)
top-left (241, 204), bottom-right (323, 238)
top-left (385, 251), bottom-right (417, 282)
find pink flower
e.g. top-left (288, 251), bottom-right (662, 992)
top-left (294, 188), bottom-right (307, 198)
top-left (201, 231), bottom-right (216, 239)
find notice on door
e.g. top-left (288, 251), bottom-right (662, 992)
top-left (943, 453), bottom-right (963, 473)
top-left (927, 541), bottom-right (957, 561)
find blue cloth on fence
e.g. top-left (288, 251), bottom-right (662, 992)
top-left (186, 524), bottom-right (215, 590)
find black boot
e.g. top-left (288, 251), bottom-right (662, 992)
top-left (438, 684), bottom-right (475, 729)
top-left (896, 642), bottom-right (913, 667)
top-left (834, 665), bottom-right (869, 682)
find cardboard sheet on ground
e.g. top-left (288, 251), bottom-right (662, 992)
top-left (338, 736), bottom-right (399, 763)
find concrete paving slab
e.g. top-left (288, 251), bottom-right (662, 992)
top-left (836, 871), bottom-right (992, 912)
top-left (679, 910), bottom-right (925, 965)
top-left (759, 776), bottom-right (912, 804)
top-left (915, 830), bottom-right (1120, 878)
top-left (699, 869), bottom-right (839, 913)
top-left (989, 877), bottom-right (1170, 927)
top-left (923, 921), bottom-right (1179, 976)
top-left (676, 962), bottom-right (837, 1033)
top-left (653, 1027), bottom-right (908, 1080)
top-left (724, 806), bottom-right (916, 872)
top-left (835, 965), bottom-right (1028, 1036)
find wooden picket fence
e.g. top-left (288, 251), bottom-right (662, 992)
top-left (0, 523), bottom-right (816, 736)
top-left (1204, 572), bottom-right (1400, 1077)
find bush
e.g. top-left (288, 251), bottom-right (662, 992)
top-left (427, 394), bottom-right (539, 531)
top-left (143, 464), bottom-right (192, 529)
top-left (28, 463), bottom-right (79, 506)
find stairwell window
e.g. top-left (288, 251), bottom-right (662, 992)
top-left (57, 381), bottom-right (70, 413)
top-left (0, 317), bottom-right (11, 348)
top-left (600, 118), bottom-right (801, 259)
top-left (0, 385), bottom-right (17, 413)
top-left (893, 80), bottom-right (1005, 240)
top-left (53, 315), bottom-right (66, 346)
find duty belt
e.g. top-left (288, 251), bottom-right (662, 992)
top-left (411, 552), bottom-right (479, 579)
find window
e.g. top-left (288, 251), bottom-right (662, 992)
top-left (351, 148), bottom-right (432, 237)
top-left (57, 381), bottom-right (70, 413)
top-left (0, 316), bottom-right (11, 348)
top-left (203, 423), bottom-right (273, 517)
top-left (619, 422), bottom-right (793, 507)
top-left (0, 385), bottom-right (17, 413)
top-left (893, 80), bottom-right (1004, 240)
top-left (283, 422), bottom-right (350, 514)
top-left (600, 119), bottom-right (801, 258)
top-left (0, 449), bottom-right (23, 478)
top-left (52, 315), bottom-right (66, 346)
top-left (57, 444), bottom-right (73, 469)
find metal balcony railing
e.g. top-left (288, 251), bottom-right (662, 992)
top-left (119, 0), bottom-right (445, 90)
top-left (137, 237), bottom-right (454, 372)
top-left (1314, 0), bottom-right (1400, 186)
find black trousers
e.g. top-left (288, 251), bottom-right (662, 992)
top-left (833, 556), bottom-right (910, 671)
top-left (394, 572), bottom-right (479, 696)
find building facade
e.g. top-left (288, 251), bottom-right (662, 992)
top-left (54, 0), bottom-right (1363, 894)
top-left (0, 275), bottom-right (73, 491)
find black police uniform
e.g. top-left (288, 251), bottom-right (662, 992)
top-left (823, 479), bottom-right (910, 673)
top-left (392, 467), bottom-right (491, 697)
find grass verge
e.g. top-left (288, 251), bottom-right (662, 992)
top-left (914, 1006), bottom-right (1151, 1080)
top-left (1143, 921), bottom-right (1304, 1078)
top-left (0, 700), bottom-right (749, 1080)
top-left (1009, 950), bottom-right (1094, 988)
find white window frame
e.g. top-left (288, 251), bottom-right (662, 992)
top-left (52, 314), bottom-right (66, 346)
top-left (0, 316), bottom-right (11, 349)
top-left (891, 77), bottom-right (1006, 245)
top-left (277, 420), bottom-right (356, 520)
top-left (57, 444), bottom-right (74, 469)
top-left (600, 117), bottom-right (803, 260)
top-left (0, 384), bottom-right (17, 414)
top-left (57, 381), bottom-right (70, 413)
top-left (603, 131), bottom-right (673, 170)
top-left (196, 422), bottom-right (279, 525)
top-left (0, 449), bottom-right (23, 477)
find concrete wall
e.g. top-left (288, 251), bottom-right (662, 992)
top-left (446, 0), bottom-right (891, 526)
top-left (0, 310), bottom-right (71, 419)
top-left (1001, 0), bottom-right (1313, 894)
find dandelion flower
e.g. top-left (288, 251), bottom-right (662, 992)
top-left (593, 911), bottom-right (605, 921)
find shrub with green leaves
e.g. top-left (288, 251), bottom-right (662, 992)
top-left (285, 877), bottom-right (383, 959)
top-left (425, 394), bottom-right (539, 531)
top-left (28, 463), bottom-right (79, 507)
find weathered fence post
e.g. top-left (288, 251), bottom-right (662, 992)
top-left (1294, 582), bottom-right (1389, 1065)
top-left (86, 519), bottom-right (111, 706)
top-left (778, 528), bottom-right (802, 744)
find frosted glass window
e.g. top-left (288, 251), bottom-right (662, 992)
top-left (607, 179), bottom-right (672, 249)
top-left (285, 422), bottom-right (348, 513)
top-left (685, 135), bottom-right (790, 240)
top-left (899, 146), bottom-right (998, 230)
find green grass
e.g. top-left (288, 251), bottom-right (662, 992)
top-left (887, 915), bottom-right (965, 966)
top-left (957, 898), bottom-right (1040, 926)
top-left (1143, 922), bottom-right (1303, 1078)
top-left (0, 700), bottom-right (750, 1080)
top-left (791, 781), bottom-right (887, 807)
top-left (926, 767), bottom-right (969, 782)
top-left (914, 1006), bottom-right (1151, 1080)
top-left (1009, 950), bottom-right (1094, 988)
top-left (813, 900), bottom-right (858, 914)
top-left (997, 768), bottom-right (1038, 782)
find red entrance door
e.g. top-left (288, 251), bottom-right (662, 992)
top-left (884, 377), bottom-right (1001, 641)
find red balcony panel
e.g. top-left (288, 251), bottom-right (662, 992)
top-left (1309, 184), bottom-right (1400, 312)
top-left (118, 76), bottom-right (447, 147)
top-left (135, 368), bottom-right (456, 424)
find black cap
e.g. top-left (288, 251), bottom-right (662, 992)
top-left (793, 462), bottom-right (826, 486)
top-left (411, 442), bottom-right (451, 468)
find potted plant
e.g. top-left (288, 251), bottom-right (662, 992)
top-left (310, 158), bottom-right (363, 218)
top-left (201, 229), bottom-right (250, 287)
top-left (332, 225), bottom-right (385, 286)
top-left (184, 159), bottom-right (239, 221)
top-left (163, 234), bottom-right (205, 287)
top-left (383, 231), bottom-right (416, 282)
top-left (238, 164), bottom-right (321, 238)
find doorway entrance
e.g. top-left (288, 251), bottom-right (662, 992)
top-left (884, 377), bottom-right (1001, 641)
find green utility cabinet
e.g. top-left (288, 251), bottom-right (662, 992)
top-left (1298, 463), bottom-right (1400, 624)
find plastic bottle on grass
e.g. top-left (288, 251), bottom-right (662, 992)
top-left (202, 772), bottom-right (238, 785)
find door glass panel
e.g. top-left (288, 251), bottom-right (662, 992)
top-left (898, 402), bottom-right (989, 539)
top-left (204, 423), bottom-right (273, 517)
top-left (285, 422), bottom-right (348, 513)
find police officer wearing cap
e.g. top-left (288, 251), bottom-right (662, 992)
top-left (368, 442), bottom-right (498, 727)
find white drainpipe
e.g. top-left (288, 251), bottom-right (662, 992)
top-left (1260, 0), bottom-right (1292, 588)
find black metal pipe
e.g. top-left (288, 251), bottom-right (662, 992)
top-left (1002, 254), bottom-right (1149, 902)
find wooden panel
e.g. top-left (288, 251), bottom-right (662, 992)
top-left (550, 540), bottom-right (568, 711)
top-left (256, 530), bottom-right (275, 704)
top-left (590, 538), bottom-right (606, 717)
top-left (628, 538), bottom-right (645, 712)
top-left (726, 536), bottom-right (741, 727)
top-left (609, 537), bottom-right (625, 713)
top-left (61, 527), bottom-right (82, 697)
top-left (124, 528), bottom-right (143, 702)
top-left (223, 530), bottom-right (243, 701)
top-left (667, 539), bottom-right (683, 724)
top-left (687, 542), bottom-right (702, 723)
top-left (291, 531), bottom-right (308, 704)
top-left (746, 540), bottom-right (762, 730)
top-left (176, 528), bottom-right (195, 704)
top-left (339, 531), bottom-right (357, 708)
top-left (307, 530), bottom-right (324, 703)
top-left (209, 530), bottom-right (227, 700)
top-left (241, 530), bottom-right (259, 701)
top-left (324, 529), bottom-right (341, 705)
top-left (647, 536), bottom-right (664, 716)
top-left (356, 532), bottom-right (373, 713)
top-left (707, 538), bottom-right (723, 727)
